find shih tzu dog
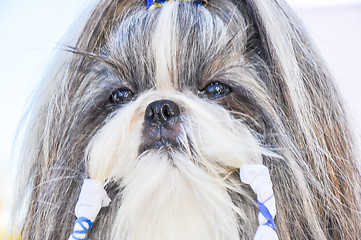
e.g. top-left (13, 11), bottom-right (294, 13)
top-left (14, 0), bottom-right (361, 239)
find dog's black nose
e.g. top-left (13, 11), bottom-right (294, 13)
top-left (145, 100), bottom-right (180, 126)
top-left (141, 100), bottom-right (181, 153)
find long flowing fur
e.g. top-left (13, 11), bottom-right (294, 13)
top-left (14, 0), bottom-right (361, 239)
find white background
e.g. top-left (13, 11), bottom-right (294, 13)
top-left (0, 0), bottom-right (361, 234)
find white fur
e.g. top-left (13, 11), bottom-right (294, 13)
top-left (152, 3), bottom-right (178, 91)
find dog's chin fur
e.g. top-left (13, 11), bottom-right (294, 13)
top-left (111, 152), bottom-right (241, 240)
top-left (14, 0), bottom-right (361, 239)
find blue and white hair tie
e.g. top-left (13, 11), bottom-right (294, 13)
top-left (240, 164), bottom-right (279, 240)
top-left (68, 179), bottom-right (111, 240)
top-left (146, 0), bottom-right (207, 10)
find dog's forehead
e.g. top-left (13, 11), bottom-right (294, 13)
top-left (106, 2), bottom-right (247, 92)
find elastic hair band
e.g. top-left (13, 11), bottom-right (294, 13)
top-left (70, 217), bottom-right (92, 240)
top-left (146, 0), bottom-right (208, 10)
top-left (258, 199), bottom-right (276, 230)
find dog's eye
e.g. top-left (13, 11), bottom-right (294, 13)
top-left (203, 82), bottom-right (232, 98)
top-left (110, 89), bottom-right (134, 104)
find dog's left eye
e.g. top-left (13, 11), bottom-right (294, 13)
top-left (203, 82), bottom-right (232, 98)
top-left (110, 89), bottom-right (134, 104)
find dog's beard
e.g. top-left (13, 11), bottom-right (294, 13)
top-left (86, 92), bottom-right (271, 239)
top-left (113, 153), bottom-right (239, 240)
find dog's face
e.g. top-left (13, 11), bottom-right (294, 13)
top-left (17, 0), bottom-right (361, 239)
top-left (83, 3), bottom-right (271, 238)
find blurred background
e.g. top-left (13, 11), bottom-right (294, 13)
top-left (0, 0), bottom-right (360, 237)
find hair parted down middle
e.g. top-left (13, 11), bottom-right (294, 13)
top-left (14, 0), bottom-right (361, 239)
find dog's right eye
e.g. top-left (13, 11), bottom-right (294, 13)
top-left (110, 89), bottom-right (134, 104)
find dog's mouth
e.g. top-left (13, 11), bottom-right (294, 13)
top-left (139, 123), bottom-right (182, 153)
top-left (140, 138), bottom-right (180, 153)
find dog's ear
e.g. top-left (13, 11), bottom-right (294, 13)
top-left (237, 0), bottom-right (361, 238)
top-left (236, 0), bottom-right (327, 104)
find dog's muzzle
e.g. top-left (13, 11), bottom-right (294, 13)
top-left (140, 100), bottom-right (181, 153)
